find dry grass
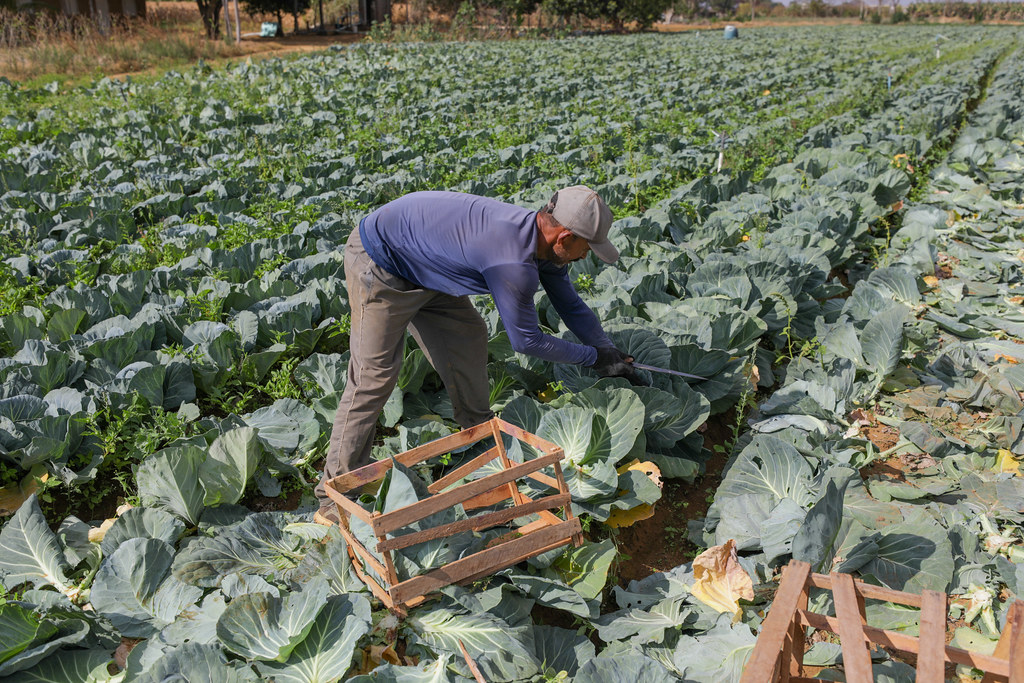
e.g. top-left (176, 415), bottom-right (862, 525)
top-left (0, 4), bottom-right (252, 84)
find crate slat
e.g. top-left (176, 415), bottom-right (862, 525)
top-left (491, 419), bottom-right (527, 508)
top-left (1011, 601), bottom-right (1024, 683)
top-left (493, 418), bottom-right (563, 452)
top-left (487, 517), bottom-right (557, 547)
top-left (808, 573), bottom-right (924, 608)
top-left (330, 421), bottom-right (495, 495)
top-left (740, 560), bottom-right (812, 683)
top-left (552, 460), bottom-right (582, 546)
top-left (348, 551), bottom-right (395, 609)
top-left (372, 451), bottom-right (564, 535)
top-left (796, 609), bottom-right (1010, 678)
top-left (454, 537), bottom-right (576, 587)
top-left (526, 470), bottom-right (560, 490)
top-left (324, 482), bottom-right (375, 524)
top-left (779, 572), bottom-right (809, 682)
top-left (916, 590), bottom-right (948, 683)
top-left (831, 572), bottom-right (873, 683)
top-left (427, 446), bottom-right (501, 494)
top-left (388, 518), bottom-right (581, 605)
top-left (376, 492), bottom-right (571, 552)
top-left (462, 487), bottom-right (516, 510)
top-left (984, 600), bottom-right (1024, 683)
top-left (336, 520), bottom-right (391, 579)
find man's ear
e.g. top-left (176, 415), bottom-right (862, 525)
top-left (555, 228), bottom-right (576, 246)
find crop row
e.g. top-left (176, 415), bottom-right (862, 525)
top-left (0, 27), bottom-right (1021, 683)
top-left (0, 27), bottom-right (983, 503)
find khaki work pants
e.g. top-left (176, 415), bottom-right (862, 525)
top-left (314, 228), bottom-right (493, 507)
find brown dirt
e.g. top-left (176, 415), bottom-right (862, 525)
top-left (858, 417), bottom-right (920, 484)
top-left (43, 481), bottom-right (124, 527)
top-left (105, 32), bottom-right (364, 82)
top-left (864, 423), bottom-right (900, 452)
top-left (655, 17), bottom-right (864, 31)
top-left (859, 458), bottom-right (909, 483)
top-left (242, 486), bottom-right (306, 513)
top-left (614, 413), bottom-right (734, 584)
top-left (828, 266), bottom-right (853, 296)
top-left (856, 413), bottom-right (919, 487)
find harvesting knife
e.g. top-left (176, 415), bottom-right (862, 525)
top-left (630, 363), bottom-right (708, 382)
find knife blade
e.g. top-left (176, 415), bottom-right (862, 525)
top-left (631, 362), bottom-right (708, 382)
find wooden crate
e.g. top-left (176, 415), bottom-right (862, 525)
top-left (741, 559), bottom-right (1024, 683)
top-left (323, 417), bottom-right (583, 614)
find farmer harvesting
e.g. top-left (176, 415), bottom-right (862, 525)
top-left (314, 186), bottom-right (644, 526)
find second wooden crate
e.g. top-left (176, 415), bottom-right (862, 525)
top-left (741, 559), bottom-right (1023, 682)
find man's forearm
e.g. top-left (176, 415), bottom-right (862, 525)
top-left (506, 327), bottom-right (599, 366)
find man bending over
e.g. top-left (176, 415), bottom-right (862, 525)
top-left (314, 186), bottom-right (642, 525)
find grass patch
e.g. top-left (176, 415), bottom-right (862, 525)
top-left (0, 5), bottom-right (250, 83)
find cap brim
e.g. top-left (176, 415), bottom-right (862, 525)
top-left (589, 239), bottom-right (619, 264)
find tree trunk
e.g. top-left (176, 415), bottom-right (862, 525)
top-left (196, 0), bottom-right (222, 39)
top-left (222, 0), bottom-right (231, 40)
top-left (233, 0), bottom-right (241, 42)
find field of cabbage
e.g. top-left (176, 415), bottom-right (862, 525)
top-left (0, 24), bottom-right (1023, 682)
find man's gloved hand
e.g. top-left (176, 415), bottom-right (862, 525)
top-left (591, 347), bottom-right (649, 386)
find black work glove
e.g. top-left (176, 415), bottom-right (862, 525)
top-left (591, 347), bottom-right (649, 387)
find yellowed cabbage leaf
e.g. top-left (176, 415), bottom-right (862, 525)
top-left (690, 539), bottom-right (754, 616)
top-left (995, 449), bottom-right (1020, 476)
top-left (605, 504), bottom-right (655, 528)
top-left (604, 461), bottom-right (662, 528)
top-left (0, 465), bottom-right (48, 517)
top-left (353, 644), bottom-right (412, 674)
top-left (88, 503), bottom-right (135, 543)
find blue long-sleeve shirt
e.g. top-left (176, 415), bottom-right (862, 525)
top-left (358, 191), bottom-right (612, 366)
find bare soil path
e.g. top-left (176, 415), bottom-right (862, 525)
top-left (105, 27), bottom-right (364, 82)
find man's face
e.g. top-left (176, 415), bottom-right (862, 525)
top-left (551, 231), bottom-right (591, 267)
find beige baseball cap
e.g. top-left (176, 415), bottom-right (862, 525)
top-left (544, 185), bottom-right (618, 264)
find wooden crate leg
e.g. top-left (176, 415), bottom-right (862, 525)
top-left (984, 600), bottom-right (1024, 683)
top-left (741, 561), bottom-right (812, 683)
top-left (1011, 601), bottom-right (1024, 683)
top-left (552, 460), bottom-right (582, 546)
top-left (982, 600), bottom-right (1023, 683)
top-left (831, 572), bottom-right (873, 683)
top-left (490, 419), bottom-right (526, 507)
top-left (378, 533), bottom-right (401, 603)
top-left (780, 578), bottom-right (809, 682)
top-left (917, 589), bottom-right (948, 683)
